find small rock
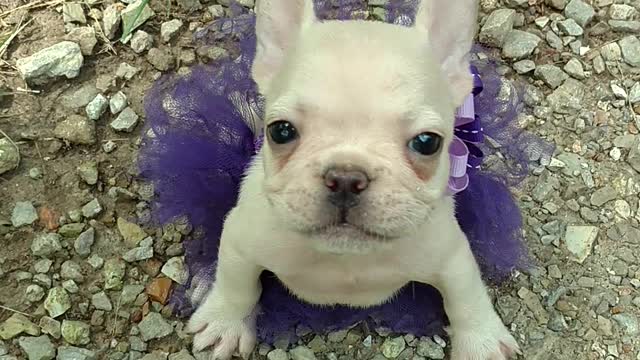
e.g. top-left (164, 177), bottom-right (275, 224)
top-left (123, 246), bottom-right (154, 262)
top-left (381, 336), bottom-right (406, 358)
top-left (44, 287), bottom-right (71, 318)
top-left (11, 202), bottom-right (38, 228)
top-left (564, 0), bottom-right (595, 27)
top-left (64, 27), bottom-right (97, 55)
top-left (199, 46), bottom-right (229, 62)
top-left (57, 346), bottom-right (96, 360)
top-left (34, 259), bottom-right (53, 274)
top-left (0, 314), bottom-right (40, 340)
top-left (168, 349), bottom-right (195, 360)
top-left (38, 317), bottom-right (60, 339)
top-left (16, 41), bottom-right (83, 86)
top-left (513, 59), bottom-right (536, 74)
top-left (267, 349), bottom-right (289, 360)
top-left (557, 18), bottom-right (583, 36)
top-left (614, 200), bottom-right (631, 219)
top-left (54, 115), bottom-right (96, 145)
top-left (161, 257), bottom-right (189, 285)
top-left (102, 141), bottom-right (117, 153)
top-left (609, 20), bottom-right (640, 33)
top-left (590, 186), bottom-right (618, 206)
top-left (61, 320), bottom-right (91, 346)
top-left (290, 346), bottom-right (316, 360)
top-left (81, 198), bottom-right (102, 219)
top-left (479, 9), bottom-right (515, 47)
top-left (87, 255), bottom-right (104, 269)
top-left (416, 338), bottom-right (445, 359)
top-left (103, 4), bottom-right (122, 40)
top-left (502, 30), bottom-right (541, 59)
top-left (25, 285), bottom-right (45, 302)
top-left (609, 4), bottom-right (637, 20)
top-left (109, 91), bottom-right (127, 114)
top-left (146, 277), bottom-right (173, 304)
top-left (601, 42), bottom-right (622, 61)
top-left (18, 336), bottom-right (55, 360)
top-left (117, 217), bottom-right (147, 247)
top-left (110, 107), bottom-right (139, 132)
top-left (563, 58), bottom-right (585, 79)
top-left (564, 226), bottom-right (598, 263)
top-left (121, 284), bottom-right (145, 305)
top-left (517, 287), bottom-right (549, 325)
top-left (61, 83), bottom-right (99, 109)
top-left (77, 162), bottom-right (98, 185)
top-left (628, 136), bottom-right (640, 172)
top-left (138, 312), bottom-right (173, 341)
top-left (161, 19), bottom-right (183, 43)
top-left (91, 291), bottom-right (112, 311)
top-left (31, 233), bottom-right (62, 257)
top-left (547, 311), bottom-right (569, 332)
top-left (103, 258), bottom-right (126, 290)
top-left (62, 2), bottom-right (86, 24)
top-left (208, 5), bottom-right (224, 18)
top-left (620, 36), bottom-right (640, 67)
top-left (612, 313), bottom-right (639, 336)
top-left (612, 83), bottom-right (628, 99)
top-left (131, 31), bottom-right (153, 53)
top-left (0, 139), bottom-right (19, 175)
top-left (116, 63), bottom-right (139, 80)
top-left (547, 78), bottom-right (585, 114)
top-left (534, 64), bottom-right (568, 89)
top-left (147, 48), bottom-right (174, 71)
top-left (85, 94), bottom-right (108, 121)
top-left (59, 223), bottom-right (84, 238)
top-left (629, 83), bottom-right (640, 103)
top-left (121, 0), bottom-right (155, 42)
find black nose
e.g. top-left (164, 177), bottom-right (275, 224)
top-left (324, 168), bottom-right (369, 209)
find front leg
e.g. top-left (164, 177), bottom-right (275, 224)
top-left (431, 233), bottom-right (520, 360)
top-left (186, 218), bottom-right (263, 359)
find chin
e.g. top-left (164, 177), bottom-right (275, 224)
top-left (307, 224), bottom-right (394, 255)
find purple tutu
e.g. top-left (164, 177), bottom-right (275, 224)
top-left (138, 0), bottom-right (553, 344)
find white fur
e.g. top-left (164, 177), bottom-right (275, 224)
top-left (187, 1), bottom-right (520, 359)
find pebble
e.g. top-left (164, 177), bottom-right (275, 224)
top-left (87, 254), bottom-right (104, 269)
top-left (502, 30), bottom-right (541, 59)
top-left (612, 314), bottom-right (639, 336)
top-left (614, 200), bottom-right (631, 219)
top-left (121, 284), bottom-right (145, 305)
top-left (121, 0), bottom-right (156, 42)
top-left (416, 338), bottom-right (445, 359)
top-left (601, 42), bottom-right (622, 61)
top-left (267, 349), bottom-right (289, 360)
top-left (138, 312), bottom-right (173, 341)
top-left (563, 58), bottom-right (585, 79)
top-left (38, 317), bottom-right (60, 340)
top-left (62, 2), bottom-right (86, 24)
top-left (0, 314), bottom-right (40, 340)
top-left (123, 246), bottom-right (154, 262)
top-left (381, 336), bottom-right (406, 358)
top-left (146, 277), bottom-right (172, 304)
top-left (564, 226), bottom-right (598, 263)
top-left (110, 107), bottom-right (139, 132)
top-left (547, 78), bottom-right (585, 114)
top-left (61, 320), bottom-right (91, 346)
top-left (73, 227), bottom-right (95, 258)
top-left (34, 259), bottom-right (52, 273)
top-left (18, 336), bottom-right (56, 360)
top-left (64, 27), bottom-right (97, 56)
top-left (81, 198), bottom-right (102, 219)
top-left (117, 217), bottom-right (148, 247)
top-left (590, 186), bottom-right (618, 206)
top-left (25, 284), bottom-right (45, 302)
top-left (31, 233), bottom-right (62, 257)
top-left (44, 287), bottom-right (71, 318)
top-left (609, 20), bottom-right (640, 33)
top-left (168, 349), bottom-right (195, 360)
top-left (620, 36), bottom-right (640, 67)
top-left (102, 141), bottom-right (117, 153)
top-left (61, 83), bottom-right (99, 109)
top-left (161, 256), bottom-right (189, 285)
top-left (479, 9), bottom-right (515, 47)
top-left (109, 91), bottom-right (128, 114)
top-left (102, 4), bottom-right (121, 40)
top-left (59, 223), bottom-right (85, 238)
top-left (85, 94), bottom-right (108, 121)
top-left (78, 162), bottom-right (98, 185)
top-left (61, 260), bottom-right (84, 282)
top-left (628, 136), bottom-right (640, 172)
top-left (116, 63), bottom-right (139, 80)
top-left (290, 346), bottom-right (316, 360)
top-left (57, 346), bottom-right (96, 360)
top-left (534, 64), bottom-right (568, 89)
top-left (558, 18), bottom-right (583, 36)
top-left (147, 48), bottom-right (174, 71)
top-left (564, 0), bottom-right (595, 27)
top-left (103, 258), bottom-right (126, 290)
top-left (513, 59), bottom-right (535, 74)
top-left (0, 139), bottom-right (19, 175)
top-left (517, 287), bottom-right (549, 325)
top-left (16, 41), bottom-right (84, 86)
top-left (131, 31), bottom-right (154, 53)
top-left (609, 4), bottom-right (637, 20)
top-left (54, 115), bottom-right (96, 145)
top-left (91, 291), bottom-right (113, 311)
top-left (11, 201), bottom-right (38, 227)
top-left (161, 19), bottom-right (184, 43)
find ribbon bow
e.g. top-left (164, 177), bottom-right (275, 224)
top-left (448, 66), bottom-right (485, 194)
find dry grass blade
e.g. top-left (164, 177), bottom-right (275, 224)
top-left (0, 17), bottom-right (33, 59)
top-left (0, 304), bottom-right (32, 317)
top-left (0, 0), bottom-right (64, 19)
top-left (119, 0), bottom-right (150, 42)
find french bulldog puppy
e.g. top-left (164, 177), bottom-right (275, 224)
top-left (186, 0), bottom-right (521, 359)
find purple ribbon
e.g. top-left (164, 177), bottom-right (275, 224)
top-left (448, 66), bottom-right (484, 194)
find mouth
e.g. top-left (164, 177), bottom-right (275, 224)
top-left (306, 223), bottom-right (390, 241)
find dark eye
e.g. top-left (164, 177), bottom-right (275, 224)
top-left (408, 132), bottom-right (442, 155)
top-left (268, 121), bottom-right (298, 144)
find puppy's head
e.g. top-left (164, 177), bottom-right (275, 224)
top-left (252, 0), bottom-right (478, 253)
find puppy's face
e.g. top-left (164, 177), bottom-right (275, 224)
top-left (251, 0), bottom-right (478, 253)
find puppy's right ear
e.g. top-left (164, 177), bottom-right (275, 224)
top-left (252, 0), bottom-right (316, 94)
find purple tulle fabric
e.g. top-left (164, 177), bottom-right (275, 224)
top-left (138, 0), bottom-right (553, 343)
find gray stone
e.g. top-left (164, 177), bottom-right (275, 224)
top-left (547, 0), bottom-right (567, 10)
top-left (564, 58), bottom-right (585, 79)
top-left (31, 233), bottom-right (62, 257)
top-left (0, 139), bottom-right (19, 175)
top-left (87, 255), bottom-right (104, 269)
top-left (177, 0), bottom-right (202, 11)
top-left (199, 46), bottom-right (229, 62)
top-left (547, 312), bottom-right (569, 331)
top-left (85, 94), bottom-right (108, 121)
top-left (103, 258), bottom-right (126, 290)
top-left (123, 246), bottom-right (153, 262)
top-left (564, 0), bottom-right (595, 27)
top-left (81, 198), bottom-right (102, 219)
top-left (161, 256), bottom-right (189, 285)
top-left (59, 223), bottom-right (84, 238)
top-left (121, 285), bottom-right (145, 305)
top-left (117, 217), bottom-right (147, 247)
top-left (74, 228), bottom-right (95, 257)
top-left (77, 162), bottom-right (98, 185)
top-left (138, 313), bottom-right (173, 341)
top-left (147, 48), bottom-right (174, 71)
top-left (546, 29), bottom-right (563, 50)
top-left (109, 91), bottom-right (127, 114)
top-left (628, 136), bottom-right (640, 172)
top-left (57, 346), bottom-right (96, 360)
top-left (61, 83), bottom-right (99, 109)
top-left (131, 31), bottom-right (153, 54)
top-left (609, 4), bottom-right (637, 20)
top-left (168, 350), bottom-right (195, 360)
top-left (590, 186), bottom-right (618, 206)
top-left (381, 336), bottom-right (406, 358)
top-left (54, 115), bottom-right (96, 145)
top-left (63, 2), bottom-right (86, 24)
top-left (161, 19), bottom-right (183, 43)
top-left (564, 226), bottom-right (598, 263)
top-left (116, 63), bottom-right (139, 80)
top-left (629, 83), bottom-right (640, 104)
top-left (34, 259), bottom-right (52, 273)
top-left (61, 320), bottom-right (90, 346)
top-left (558, 18), bottom-right (583, 36)
top-left (121, 0), bottom-right (155, 42)
top-left (18, 336), bottom-right (55, 360)
top-left (479, 9), bottom-right (515, 47)
top-left (517, 287), bottom-right (549, 325)
top-left (64, 27), bottom-right (97, 55)
top-left (38, 317), bottom-right (60, 339)
top-left (601, 42), bottom-right (622, 61)
top-left (208, 5), bottom-right (224, 18)
top-left (62, 280), bottom-right (78, 294)
top-left (91, 291), bottom-right (112, 311)
top-left (0, 314), bottom-right (40, 340)
top-left (502, 30), bottom-right (541, 59)
top-left (110, 107), bottom-right (139, 132)
top-left (141, 352), bottom-right (169, 360)
top-left (16, 42), bottom-right (83, 86)
top-left (44, 287), bottom-right (71, 318)
top-left (290, 346), bottom-right (316, 360)
top-left (416, 338), bottom-right (445, 359)
top-left (266, 349), bottom-right (289, 360)
top-left (534, 64), bottom-right (568, 89)
top-left (103, 4), bottom-right (121, 40)
top-left (11, 201), bottom-right (38, 227)
top-left (547, 78), bottom-right (585, 114)
top-left (513, 59), bottom-right (536, 74)
top-left (620, 36), bottom-right (640, 67)
top-left (612, 314), bottom-right (639, 336)
top-left (130, 336), bottom-right (147, 352)
top-left (610, 20), bottom-right (640, 33)
top-left (25, 285), bottom-right (45, 302)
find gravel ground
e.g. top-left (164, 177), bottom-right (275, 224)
top-left (1, 0), bottom-right (640, 359)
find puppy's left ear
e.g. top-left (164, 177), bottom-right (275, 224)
top-left (414, 0), bottom-right (478, 106)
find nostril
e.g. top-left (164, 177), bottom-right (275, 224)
top-left (324, 168), bottom-right (370, 195)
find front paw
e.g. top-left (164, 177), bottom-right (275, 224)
top-left (186, 304), bottom-right (257, 360)
top-left (449, 323), bottom-right (520, 360)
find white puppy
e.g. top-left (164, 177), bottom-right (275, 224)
top-left (186, 0), bottom-right (521, 359)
